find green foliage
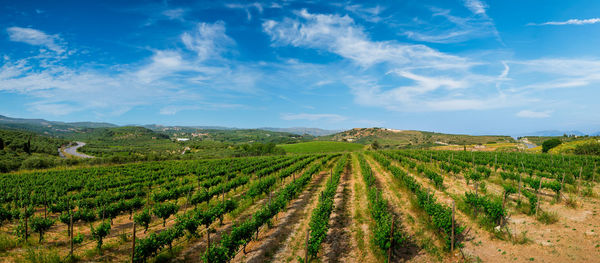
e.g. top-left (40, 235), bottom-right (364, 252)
top-left (574, 142), bottom-right (600, 155)
top-left (91, 220), bottom-right (111, 250)
top-left (134, 209), bottom-right (152, 233)
top-left (30, 216), bottom-right (54, 243)
top-left (234, 142), bottom-right (285, 157)
top-left (370, 151), bottom-right (464, 250)
top-left (542, 139), bottom-right (562, 153)
top-left (73, 232), bottom-right (84, 245)
top-left (279, 141), bottom-right (364, 154)
top-left (152, 202), bottom-right (179, 227)
top-left (307, 155), bottom-right (348, 258)
top-left (464, 193), bottom-right (505, 224)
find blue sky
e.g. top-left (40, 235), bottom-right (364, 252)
top-left (1, 0), bottom-right (600, 135)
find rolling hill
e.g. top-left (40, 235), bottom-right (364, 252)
top-left (319, 127), bottom-right (515, 149)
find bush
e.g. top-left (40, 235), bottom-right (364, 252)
top-left (20, 156), bottom-right (57, 170)
top-left (536, 210), bottom-right (558, 224)
top-left (574, 142), bottom-right (600, 155)
top-left (542, 139), bottom-right (562, 153)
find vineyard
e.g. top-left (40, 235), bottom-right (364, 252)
top-left (1, 150), bottom-right (600, 262)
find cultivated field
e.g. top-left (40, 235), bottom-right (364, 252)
top-left (0, 150), bottom-right (599, 263)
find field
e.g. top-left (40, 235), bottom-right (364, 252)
top-left (0, 150), bottom-right (599, 263)
top-left (279, 141), bottom-right (365, 153)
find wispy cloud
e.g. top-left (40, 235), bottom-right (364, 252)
top-left (225, 2), bottom-right (263, 21)
top-left (529, 18), bottom-right (600, 26)
top-left (0, 21), bottom-right (257, 116)
top-left (463, 0), bottom-right (487, 15)
top-left (162, 8), bottom-right (187, 21)
top-left (344, 4), bottom-right (385, 23)
top-left (263, 9), bottom-right (472, 69)
top-left (181, 21), bottom-right (234, 61)
top-left (264, 9), bottom-right (513, 112)
top-left (281, 113), bottom-right (347, 122)
top-left (6, 27), bottom-right (65, 54)
top-left (403, 7), bottom-right (500, 44)
top-left (516, 110), bottom-right (552, 118)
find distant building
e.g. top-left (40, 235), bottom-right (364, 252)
top-left (176, 138), bottom-right (190, 142)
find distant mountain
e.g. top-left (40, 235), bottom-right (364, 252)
top-left (0, 114), bottom-right (117, 135)
top-left (258, 127), bottom-right (341, 136)
top-left (522, 130), bottom-right (587, 137)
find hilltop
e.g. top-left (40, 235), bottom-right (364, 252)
top-left (319, 127), bottom-right (515, 149)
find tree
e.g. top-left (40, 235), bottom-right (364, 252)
top-left (24, 137), bottom-right (31, 154)
top-left (91, 220), bottom-right (111, 251)
top-left (0, 137), bottom-right (4, 150)
top-left (134, 208), bottom-right (151, 233)
top-left (542, 138), bottom-right (562, 153)
top-left (30, 216), bottom-right (54, 243)
top-left (152, 202), bottom-right (179, 227)
top-left (372, 140), bottom-right (381, 150)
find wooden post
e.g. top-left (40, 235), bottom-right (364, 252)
top-left (70, 212), bottom-right (74, 256)
top-left (24, 211), bottom-right (28, 240)
top-left (594, 162), bottom-right (597, 183)
top-left (44, 192), bottom-right (47, 219)
top-left (578, 166), bottom-right (583, 196)
top-left (130, 222), bottom-right (136, 263)
top-left (518, 173), bottom-right (522, 201)
top-left (494, 154), bottom-right (497, 169)
top-left (388, 219), bottom-right (395, 263)
top-left (474, 182), bottom-right (479, 217)
top-left (451, 201), bottom-right (455, 252)
top-left (536, 178), bottom-right (543, 216)
top-left (305, 229), bottom-right (310, 263)
top-left (206, 228), bottom-right (210, 263)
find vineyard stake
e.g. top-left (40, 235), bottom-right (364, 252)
top-left (578, 166), bottom-right (583, 196)
top-left (44, 191), bottom-right (47, 219)
top-left (24, 207), bottom-right (28, 240)
top-left (305, 229), bottom-right (310, 263)
top-left (561, 173), bottom-right (565, 192)
top-left (536, 178), bottom-right (542, 216)
top-left (206, 228), bottom-right (210, 263)
top-left (131, 222), bottom-right (136, 263)
top-left (451, 201), bottom-right (455, 252)
top-left (388, 219), bottom-right (394, 263)
top-left (518, 173), bottom-right (522, 201)
top-left (70, 212), bottom-right (73, 256)
top-left (594, 162), bottom-right (597, 182)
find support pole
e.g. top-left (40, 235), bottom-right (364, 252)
top-left (388, 219), bottom-right (395, 263)
top-left (451, 201), bottom-right (455, 252)
top-left (131, 222), bottom-right (136, 263)
top-left (305, 229), bottom-right (310, 263)
top-left (70, 212), bottom-right (74, 256)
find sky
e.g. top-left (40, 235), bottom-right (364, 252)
top-left (1, 0), bottom-right (600, 135)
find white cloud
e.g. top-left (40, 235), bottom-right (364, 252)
top-left (281, 113), bottom-right (347, 122)
top-left (403, 7), bottom-right (501, 44)
top-left (225, 2), bottom-right (263, 20)
top-left (463, 0), bottom-right (487, 15)
top-left (181, 21), bottom-right (234, 61)
top-left (263, 9), bottom-right (472, 69)
top-left (6, 27), bottom-right (65, 54)
top-left (344, 4), bottom-right (385, 23)
top-left (0, 22), bottom-right (259, 116)
top-left (162, 8), bottom-right (187, 21)
top-left (263, 9), bottom-right (515, 113)
top-left (530, 18), bottom-right (600, 26)
top-left (516, 110), bottom-right (552, 118)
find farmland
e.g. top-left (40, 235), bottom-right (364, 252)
top-left (279, 141), bottom-right (365, 154)
top-left (0, 150), bottom-right (599, 263)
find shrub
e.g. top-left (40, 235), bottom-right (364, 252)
top-left (542, 139), bottom-right (562, 153)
